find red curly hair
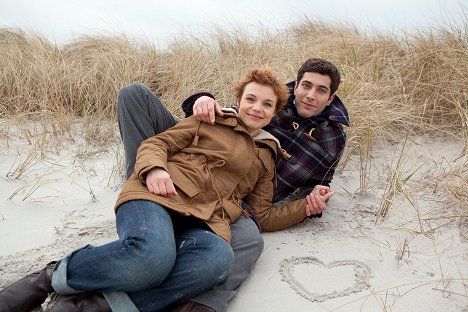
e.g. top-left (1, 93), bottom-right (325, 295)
top-left (234, 68), bottom-right (289, 113)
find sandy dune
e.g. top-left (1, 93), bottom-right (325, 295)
top-left (1, 126), bottom-right (466, 311)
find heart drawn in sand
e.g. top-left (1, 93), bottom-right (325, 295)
top-left (279, 256), bottom-right (371, 302)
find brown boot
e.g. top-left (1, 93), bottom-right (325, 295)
top-left (44, 291), bottom-right (111, 312)
top-left (0, 261), bottom-right (56, 312)
top-left (169, 300), bottom-right (216, 312)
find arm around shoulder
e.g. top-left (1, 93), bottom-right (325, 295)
top-left (182, 92), bottom-right (215, 117)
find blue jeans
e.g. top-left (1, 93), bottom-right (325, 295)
top-left (52, 200), bottom-right (234, 312)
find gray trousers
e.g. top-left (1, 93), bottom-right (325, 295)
top-left (117, 83), bottom-right (264, 312)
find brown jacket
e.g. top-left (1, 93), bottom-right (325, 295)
top-left (115, 112), bottom-right (307, 242)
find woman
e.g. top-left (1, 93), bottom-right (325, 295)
top-left (0, 68), bottom-right (330, 312)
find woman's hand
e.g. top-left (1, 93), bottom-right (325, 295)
top-left (145, 167), bottom-right (178, 197)
top-left (193, 96), bottom-right (223, 125)
top-left (305, 185), bottom-right (334, 217)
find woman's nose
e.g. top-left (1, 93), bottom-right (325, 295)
top-left (252, 102), bottom-right (261, 110)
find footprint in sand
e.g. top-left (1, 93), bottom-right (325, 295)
top-left (279, 256), bottom-right (371, 302)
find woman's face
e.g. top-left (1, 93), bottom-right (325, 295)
top-left (237, 82), bottom-right (277, 135)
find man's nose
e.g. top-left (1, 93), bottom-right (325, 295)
top-left (306, 88), bottom-right (316, 99)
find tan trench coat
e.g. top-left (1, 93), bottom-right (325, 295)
top-left (115, 112), bottom-right (307, 242)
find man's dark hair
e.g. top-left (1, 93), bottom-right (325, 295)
top-left (296, 58), bottom-right (341, 96)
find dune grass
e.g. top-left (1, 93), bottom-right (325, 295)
top-left (0, 21), bottom-right (466, 222)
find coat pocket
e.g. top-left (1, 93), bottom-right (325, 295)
top-left (167, 163), bottom-right (201, 198)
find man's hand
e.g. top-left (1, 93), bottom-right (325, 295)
top-left (193, 96), bottom-right (223, 125)
top-left (305, 185), bottom-right (334, 217)
top-left (145, 167), bottom-right (178, 196)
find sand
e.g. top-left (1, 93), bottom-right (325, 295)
top-left (0, 124), bottom-right (466, 312)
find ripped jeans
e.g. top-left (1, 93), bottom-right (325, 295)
top-left (52, 200), bottom-right (234, 312)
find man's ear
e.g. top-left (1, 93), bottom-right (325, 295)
top-left (327, 93), bottom-right (336, 106)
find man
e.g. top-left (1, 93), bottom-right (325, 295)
top-left (117, 58), bottom-right (349, 311)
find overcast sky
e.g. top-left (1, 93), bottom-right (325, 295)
top-left (0, 0), bottom-right (465, 48)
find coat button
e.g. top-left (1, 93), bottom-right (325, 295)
top-left (199, 155), bottom-right (207, 163)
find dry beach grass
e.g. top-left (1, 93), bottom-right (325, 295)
top-left (0, 19), bottom-right (467, 311)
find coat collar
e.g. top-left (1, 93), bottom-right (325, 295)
top-left (217, 108), bottom-right (281, 157)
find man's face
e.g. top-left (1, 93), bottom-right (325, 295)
top-left (293, 72), bottom-right (335, 118)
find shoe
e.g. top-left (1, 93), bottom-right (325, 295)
top-left (44, 291), bottom-right (111, 312)
top-left (169, 300), bottom-right (216, 312)
top-left (0, 261), bottom-right (56, 312)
